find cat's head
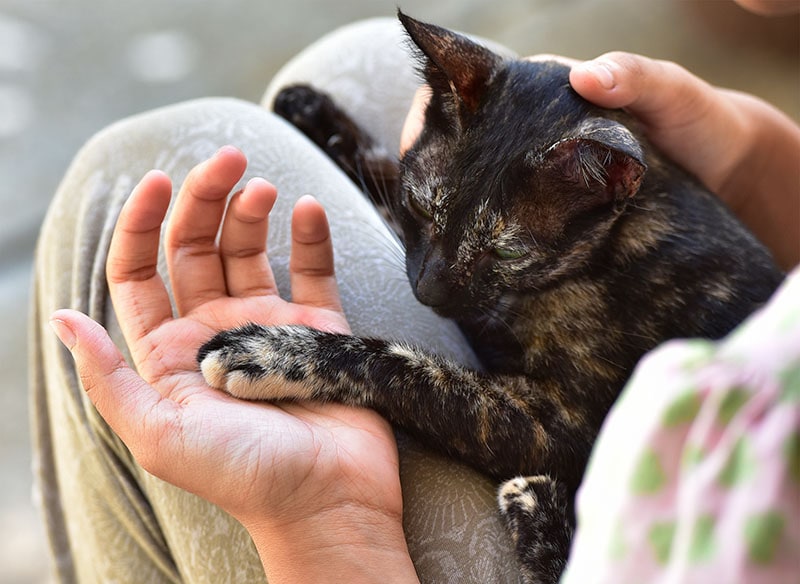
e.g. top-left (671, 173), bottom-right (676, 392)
top-left (395, 12), bottom-right (647, 319)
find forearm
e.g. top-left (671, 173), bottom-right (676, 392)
top-left (718, 90), bottom-right (800, 270)
top-left (246, 507), bottom-right (420, 584)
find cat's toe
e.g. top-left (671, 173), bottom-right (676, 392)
top-left (197, 333), bottom-right (231, 388)
top-left (273, 84), bottom-right (326, 126)
top-left (498, 476), bottom-right (543, 544)
top-left (196, 325), bottom-right (319, 401)
top-left (498, 476), bottom-right (544, 517)
top-left (498, 475), bottom-right (571, 584)
top-left (197, 326), bottom-right (270, 395)
top-left (198, 348), bottom-right (226, 389)
top-left (198, 346), bottom-right (254, 392)
top-left (198, 342), bottom-right (282, 400)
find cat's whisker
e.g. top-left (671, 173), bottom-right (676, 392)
top-left (342, 153), bottom-right (405, 240)
top-left (361, 231), bottom-right (407, 272)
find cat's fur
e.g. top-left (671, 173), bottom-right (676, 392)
top-left (198, 13), bottom-right (783, 582)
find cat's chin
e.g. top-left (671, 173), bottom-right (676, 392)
top-left (429, 304), bottom-right (459, 319)
top-left (427, 302), bottom-right (482, 321)
top-left (413, 296), bottom-right (461, 319)
top-left (411, 282), bottom-right (486, 320)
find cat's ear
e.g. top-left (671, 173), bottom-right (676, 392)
top-left (399, 11), bottom-right (500, 113)
top-left (541, 118), bottom-right (646, 203)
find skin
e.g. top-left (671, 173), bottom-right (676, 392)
top-left (568, 53), bottom-right (799, 270)
top-left (52, 12), bottom-right (798, 581)
top-left (51, 146), bottom-right (419, 584)
top-left (732, 0), bottom-right (799, 16)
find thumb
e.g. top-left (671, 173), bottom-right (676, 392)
top-left (49, 309), bottom-right (176, 470)
top-left (569, 51), bottom-right (716, 130)
top-left (568, 51), bottom-right (752, 195)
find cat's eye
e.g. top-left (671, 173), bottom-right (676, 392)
top-left (493, 246), bottom-right (527, 260)
top-left (408, 195), bottom-right (433, 220)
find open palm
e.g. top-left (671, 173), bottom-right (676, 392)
top-left (53, 146), bottom-right (403, 538)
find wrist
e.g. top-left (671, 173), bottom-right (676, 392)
top-left (245, 503), bottom-right (419, 584)
top-left (716, 91), bottom-right (800, 269)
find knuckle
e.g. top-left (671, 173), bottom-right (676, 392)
top-left (290, 264), bottom-right (335, 278)
top-left (598, 51), bottom-right (645, 77)
top-left (221, 245), bottom-right (264, 260)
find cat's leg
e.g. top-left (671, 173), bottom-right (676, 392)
top-left (261, 18), bottom-right (421, 157)
top-left (198, 324), bottom-right (596, 488)
top-left (273, 84), bottom-right (399, 217)
top-left (265, 17), bottom-right (419, 227)
top-left (498, 476), bottom-right (573, 584)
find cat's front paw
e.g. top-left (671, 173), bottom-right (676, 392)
top-left (197, 324), bottom-right (318, 401)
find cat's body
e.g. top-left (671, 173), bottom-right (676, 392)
top-left (199, 13), bottom-right (783, 583)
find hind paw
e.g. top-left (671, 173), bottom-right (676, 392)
top-left (273, 84), bottom-right (365, 161)
top-left (498, 475), bottom-right (572, 584)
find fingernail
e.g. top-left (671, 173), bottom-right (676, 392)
top-left (214, 145), bottom-right (239, 158)
top-left (50, 318), bottom-right (76, 350)
top-left (246, 176), bottom-right (270, 190)
top-left (583, 61), bottom-right (615, 90)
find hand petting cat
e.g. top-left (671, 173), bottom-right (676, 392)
top-left (402, 51), bottom-right (799, 269)
top-left (569, 52), bottom-right (799, 269)
top-left (49, 146), bottom-right (419, 584)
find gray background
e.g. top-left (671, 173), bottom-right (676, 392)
top-left (1, 0), bottom-right (797, 582)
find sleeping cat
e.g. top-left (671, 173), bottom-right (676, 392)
top-left (198, 13), bottom-right (783, 583)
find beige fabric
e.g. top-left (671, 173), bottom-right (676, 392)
top-left (30, 18), bottom-right (522, 583)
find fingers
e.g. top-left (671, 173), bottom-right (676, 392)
top-left (165, 146), bottom-right (248, 314)
top-left (219, 177), bottom-right (279, 297)
top-left (569, 52), bottom-right (750, 193)
top-left (111, 146), bottom-right (344, 346)
top-left (107, 169), bottom-right (175, 343)
top-left (569, 51), bottom-right (716, 130)
top-left (289, 195), bottom-right (343, 313)
top-left (49, 309), bottom-right (179, 472)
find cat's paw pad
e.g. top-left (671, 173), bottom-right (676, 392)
top-left (197, 324), bottom-right (315, 401)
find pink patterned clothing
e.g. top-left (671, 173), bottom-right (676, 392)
top-left (563, 267), bottom-right (800, 584)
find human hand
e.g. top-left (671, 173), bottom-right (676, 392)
top-left (569, 54), bottom-right (769, 198)
top-left (50, 146), bottom-right (418, 583)
top-left (400, 54), bottom-right (798, 268)
top-left (569, 52), bottom-right (799, 269)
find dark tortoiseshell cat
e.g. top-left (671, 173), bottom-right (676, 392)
top-left (198, 13), bottom-right (783, 583)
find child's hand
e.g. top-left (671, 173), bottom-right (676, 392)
top-left (51, 146), bottom-right (418, 582)
top-left (570, 52), bottom-right (799, 268)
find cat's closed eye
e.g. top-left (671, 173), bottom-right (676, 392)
top-left (493, 246), bottom-right (528, 260)
top-left (408, 192), bottom-right (433, 220)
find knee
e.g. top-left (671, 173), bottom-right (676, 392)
top-left (76, 97), bottom-right (265, 165)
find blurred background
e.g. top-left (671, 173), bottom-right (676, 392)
top-left (1, 0), bottom-right (797, 582)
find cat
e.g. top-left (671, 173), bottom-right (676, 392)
top-left (198, 12), bottom-right (783, 583)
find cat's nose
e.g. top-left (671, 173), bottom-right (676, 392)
top-left (416, 276), bottom-right (450, 308)
top-left (414, 248), bottom-right (452, 308)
